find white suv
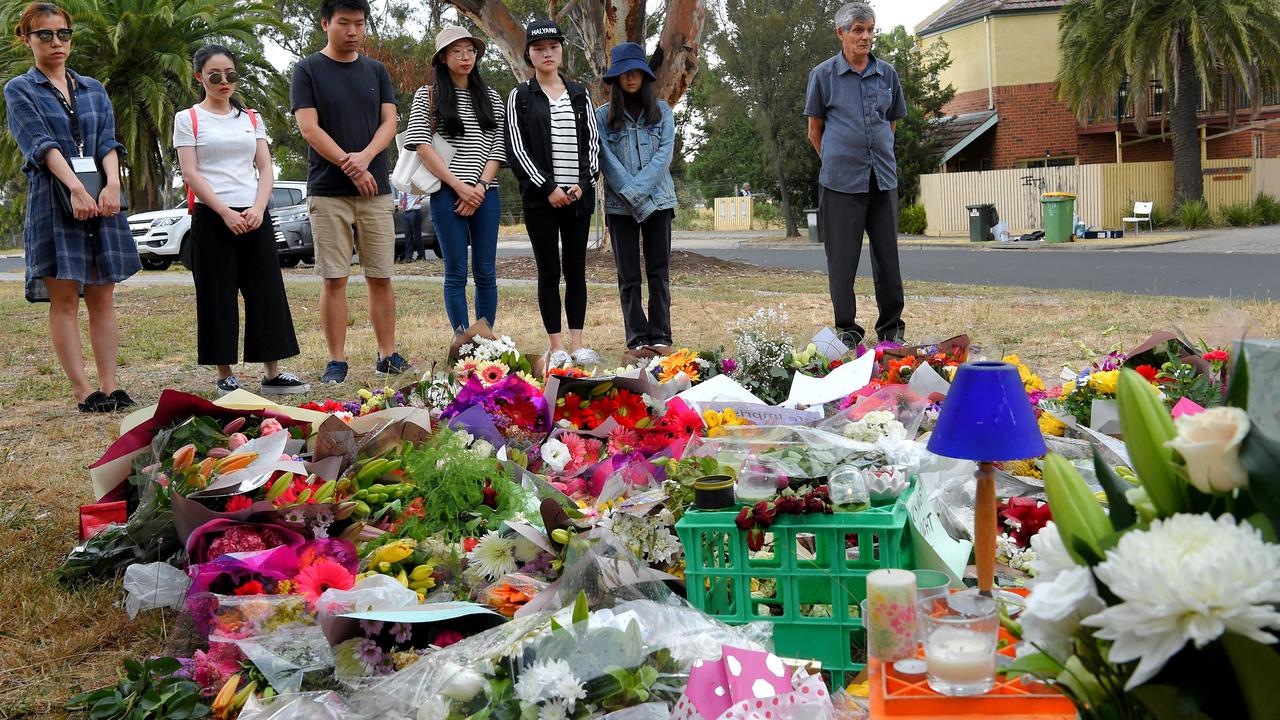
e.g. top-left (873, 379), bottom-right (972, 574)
top-left (130, 181), bottom-right (308, 271)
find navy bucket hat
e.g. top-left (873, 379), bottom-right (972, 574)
top-left (602, 42), bottom-right (656, 82)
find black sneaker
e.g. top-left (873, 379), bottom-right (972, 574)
top-left (375, 352), bottom-right (414, 376)
top-left (261, 372), bottom-right (311, 396)
top-left (321, 361), bottom-right (349, 385)
top-left (109, 389), bottom-right (137, 409)
top-left (216, 376), bottom-right (242, 395)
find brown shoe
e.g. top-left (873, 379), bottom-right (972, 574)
top-left (622, 347), bottom-right (659, 365)
top-left (645, 344), bottom-right (674, 356)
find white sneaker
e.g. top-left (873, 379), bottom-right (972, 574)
top-left (547, 350), bottom-right (572, 368)
top-left (571, 347), bottom-right (601, 366)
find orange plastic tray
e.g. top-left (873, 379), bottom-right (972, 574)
top-left (867, 589), bottom-right (1076, 718)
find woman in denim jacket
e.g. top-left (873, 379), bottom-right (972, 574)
top-left (596, 43), bottom-right (676, 361)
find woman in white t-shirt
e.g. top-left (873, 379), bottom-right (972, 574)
top-left (173, 45), bottom-right (306, 396)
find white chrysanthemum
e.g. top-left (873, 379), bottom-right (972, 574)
top-left (539, 700), bottom-right (571, 720)
top-left (1021, 565), bottom-right (1105, 660)
top-left (1083, 513), bottom-right (1280, 689)
top-left (467, 532), bottom-right (517, 581)
top-left (515, 658), bottom-right (582, 707)
top-left (1029, 521), bottom-right (1078, 582)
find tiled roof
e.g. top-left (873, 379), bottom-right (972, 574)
top-left (916, 0), bottom-right (1069, 36)
top-left (930, 110), bottom-right (998, 162)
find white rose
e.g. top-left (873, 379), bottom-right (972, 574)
top-left (1164, 407), bottom-right (1251, 494)
top-left (1020, 565), bottom-right (1105, 660)
top-left (439, 663), bottom-right (488, 702)
top-left (540, 438), bottom-right (571, 472)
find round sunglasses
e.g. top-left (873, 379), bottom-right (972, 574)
top-left (204, 71), bottom-right (240, 85)
top-left (27, 28), bottom-right (73, 43)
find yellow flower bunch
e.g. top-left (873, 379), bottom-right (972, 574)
top-left (658, 348), bottom-right (702, 383)
top-left (1039, 413), bottom-right (1067, 436)
top-left (1003, 354), bottom-right (1046, 392)
top-left (704, 407), bottom-right (750, 437)
top-left (1087, 369), bottom-right (1120, 396)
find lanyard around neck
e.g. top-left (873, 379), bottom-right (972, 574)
top-left (49, 73), bottom-right (84, 157)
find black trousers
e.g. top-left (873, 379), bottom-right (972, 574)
top-left (191, 204), bottom-right (300, 366)
top-left (524, 204), bottom-right (591, 334)
top-left (403, 208), bottom-right (423, 258)
top-left (607, 210), bottom-right (673, 348)
top-left (819, 174), bottom-right (906, 343)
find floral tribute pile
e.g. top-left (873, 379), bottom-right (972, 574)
top-left (57, 313), bottom-right (1277, 720)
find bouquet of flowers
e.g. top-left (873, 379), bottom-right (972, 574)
top-left (725, 305), bottom-right (795, 405)
top-left (1009, 350), bottom-right (1280, 718)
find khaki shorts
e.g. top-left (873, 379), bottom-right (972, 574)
top-left (309, 194), bottom-right (396, 279)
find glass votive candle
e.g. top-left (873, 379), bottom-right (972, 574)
top-left (918, 590), bottom-right (999, 696)
top-left (828, 464), bottom-right (869, 510)
top-left (912, 569), bottom-right (952, 604)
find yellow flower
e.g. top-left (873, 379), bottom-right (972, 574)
top-left (1039, 413), bottom-right (1067, 437)
top-left (1087, 370), bottom-right (1120, 396)
top-left (1060, 381), bottom-right (1077, 397)
top-left (358, 388), bottom-right (373, 400)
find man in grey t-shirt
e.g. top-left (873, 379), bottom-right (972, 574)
top-left (805, 2), bottom-right (908, 347)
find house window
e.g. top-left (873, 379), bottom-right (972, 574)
top-left (1014, 156), bottom-right (1078, 168)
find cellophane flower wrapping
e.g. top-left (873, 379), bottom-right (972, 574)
top-left (335, 529), bottom-right (771, 719)
top-left (202, 592), bottom-right (333, 694)
top-left (237, 690), bottom-right (350, 720)
top-left (684, 425), bottom-right (883, 481)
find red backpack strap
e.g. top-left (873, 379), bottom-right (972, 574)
top-left (246, 108), bottom-right (258, 129)
top-left (186, 106), bottom-right (199, 215)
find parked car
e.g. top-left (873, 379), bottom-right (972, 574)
top-left (129, 181), bottom-right (309, 271)
top-left (274, 198), bottom-right (441, 267)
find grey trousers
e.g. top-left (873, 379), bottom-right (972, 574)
top-left (819, 176), bottom-right (906, 343)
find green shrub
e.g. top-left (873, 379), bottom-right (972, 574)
top-left (1175, 199), bottom-right (1212, 229)
top-left (1147, 205), bottom-right (1172, 229)
top-left (1254, 193), bottom-right (1280, 225)
top-left (899, 203), bottom-right (928, 235)
top-left (751, 201), bottom-right (784, 229)
top-left (1219, 202), bottom-right (1257, 227)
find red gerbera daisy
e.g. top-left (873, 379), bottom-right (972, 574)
top-left (611, 390), bottom-right (649, 428)
top-left (294, 558), bottom-right (354, 603)
top-left (1134, 364), bottom-right (1159, 383)
top-left (225, 495), bottom-right (254, 513)
top-left (233, 580), bottom-right (266, 596)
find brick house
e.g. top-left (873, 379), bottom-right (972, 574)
top-left (918, 0), bottom-right (1280, 172)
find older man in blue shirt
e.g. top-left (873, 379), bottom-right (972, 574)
top-left (805, 2), bottom-right (908, 347)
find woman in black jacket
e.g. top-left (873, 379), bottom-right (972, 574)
top-left (504, 19), bottom-right (600, 370)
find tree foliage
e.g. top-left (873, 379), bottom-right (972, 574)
top-left (1057, 0), bottom-right (1280, 202)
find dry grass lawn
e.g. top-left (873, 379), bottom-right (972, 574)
top-left (2, 251), bottom-right (1278, 718)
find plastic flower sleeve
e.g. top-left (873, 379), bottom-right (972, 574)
top-left (236, 691), bottom-right (351, 720)
top-left (818, 385), bottom-right (929, 438)
top-left (234, 625), bottom-right (336, 694)
top-left (684, 425), bottom-right (882, 480)
top-left (517, 528), bottom-right (681, 616)
top-left (122, 561), bottom-right (190, 618)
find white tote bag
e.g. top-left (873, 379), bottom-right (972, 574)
top-left (390, 88), bottom-right (454, 195)
top-left (391, 131), bottom-right (453, 195)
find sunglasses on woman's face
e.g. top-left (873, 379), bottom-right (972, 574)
top-left (27, 28), bottom-right (73, 43)
top-left (205, 71), bottom-right (240, 85)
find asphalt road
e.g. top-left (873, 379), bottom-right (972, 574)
top-left (673, 245), bottom-right (1279, 300)
top-left (3, 241), bottom-right (1276, 300)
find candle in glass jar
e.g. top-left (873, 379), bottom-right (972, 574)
top-left (866, 569), bottom-right (917, 661)
top-left (924, 626), bottom-right (996, 684)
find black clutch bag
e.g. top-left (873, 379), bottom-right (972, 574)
top-left (53, 159), bottom-right (129, 217)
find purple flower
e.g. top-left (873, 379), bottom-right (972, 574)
top-left (359, 619), bottom-right (385, 636)
top-left (720, 357), bottom-right (738, 374)
top-left (354, 637), bottom-right (384, 667)
top-left (393, 392), bottom-right (405, 405)
top-left (391, 622), bottom-right (413, 644)
top-left (1097, 351), bottom-right (1128, 372)
top-left (873, 340), bottom-right (904, 353)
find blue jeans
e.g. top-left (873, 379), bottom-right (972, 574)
top-left (430, 184), bottom-right (499, 332)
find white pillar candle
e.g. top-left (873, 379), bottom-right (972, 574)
top-left (866, 569), bottom-right (917, 661)
top-left (924, 627), bottom-right (997, 684)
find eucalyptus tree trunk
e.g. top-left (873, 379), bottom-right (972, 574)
top-left (1171, 34), bottom-right (1204, 204)
top-left (448, 0), bottom-right (706, 104)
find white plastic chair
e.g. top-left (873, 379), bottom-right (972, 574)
top-left (1122, 201), bottom-right (1154, 234)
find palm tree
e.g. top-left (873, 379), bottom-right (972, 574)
top-left (0, 0), bottom-right (282, 210)
top-left (1057, 0), bottom-right (1280, 203)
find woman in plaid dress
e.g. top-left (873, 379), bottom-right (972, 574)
top-left (4, 2), bottom-right (140, 412)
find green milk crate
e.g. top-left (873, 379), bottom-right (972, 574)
top-left (675, 483), bottom-right (916, 687)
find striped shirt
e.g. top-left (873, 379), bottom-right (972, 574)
top-left (546, 90), bottom-right (579, 185)
top-left (404, 85), bottom-right (505, 186)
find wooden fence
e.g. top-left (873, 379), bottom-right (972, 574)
top-left (919, 158), bottom-right (1280, 235)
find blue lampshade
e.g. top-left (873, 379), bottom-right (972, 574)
top-left (928, 361), bottom-right (1047, 461)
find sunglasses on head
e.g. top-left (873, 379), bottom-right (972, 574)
top-left (27, 28), bottom-right (73, 43)
top-left (205, 71), bottom-right (239, 85)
